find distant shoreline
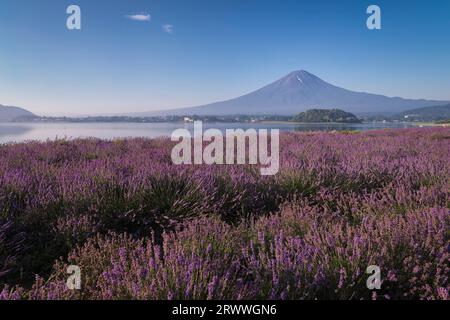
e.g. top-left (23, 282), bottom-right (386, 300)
top-left (261, 120), bottom-right (360, 125)
top-left (409, 122), bottom-right (450, 127)
top-left (4, 119), bottom-right (448, 127)
top-left (260, 120), bottom-right (449, 126)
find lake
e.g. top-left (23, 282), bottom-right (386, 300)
top-left (0, 122), bottom-right (418, 144)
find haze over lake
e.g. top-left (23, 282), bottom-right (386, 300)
top-left (0, 122), bottom-right (418, 144)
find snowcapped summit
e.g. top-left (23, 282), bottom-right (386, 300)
top-left (265, 70), bottom-right (327, 91)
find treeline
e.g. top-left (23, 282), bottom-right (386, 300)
top-left (292, 109), bottom-right (362, 123)
top-left (361, 104), bottom-right (450, 123)
top-left (12, 114), bottom-right (293, 123)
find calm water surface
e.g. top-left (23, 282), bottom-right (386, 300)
top-left (0, 122), bottom-right (417, 144)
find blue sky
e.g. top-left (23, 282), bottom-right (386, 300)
top-left (1, 0), bottom-right (449, 115)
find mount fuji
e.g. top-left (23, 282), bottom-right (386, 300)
top-left (135, 70), bottom-right (449, 116)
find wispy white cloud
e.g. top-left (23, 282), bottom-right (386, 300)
top-left (125, 14), bottom-right (151, 22)
top-left (162, 24), bottom-right (174, 34)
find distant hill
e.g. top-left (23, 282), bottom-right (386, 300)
top-left (136, 70), bottom-right (449, 116)
top-left (0, 105), bottom-right (36, 122)
top-left (293, 108), bottom-right (361, 123)
top-left (394, 104), bottom-right (450, 122)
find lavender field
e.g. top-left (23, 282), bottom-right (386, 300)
top-left (0, 128), bottom-right (449, 300)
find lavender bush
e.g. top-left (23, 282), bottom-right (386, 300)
top-left (0, 220), bottom-right (24, 281)
top-left (0, 128), bottom-right (448, 299)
